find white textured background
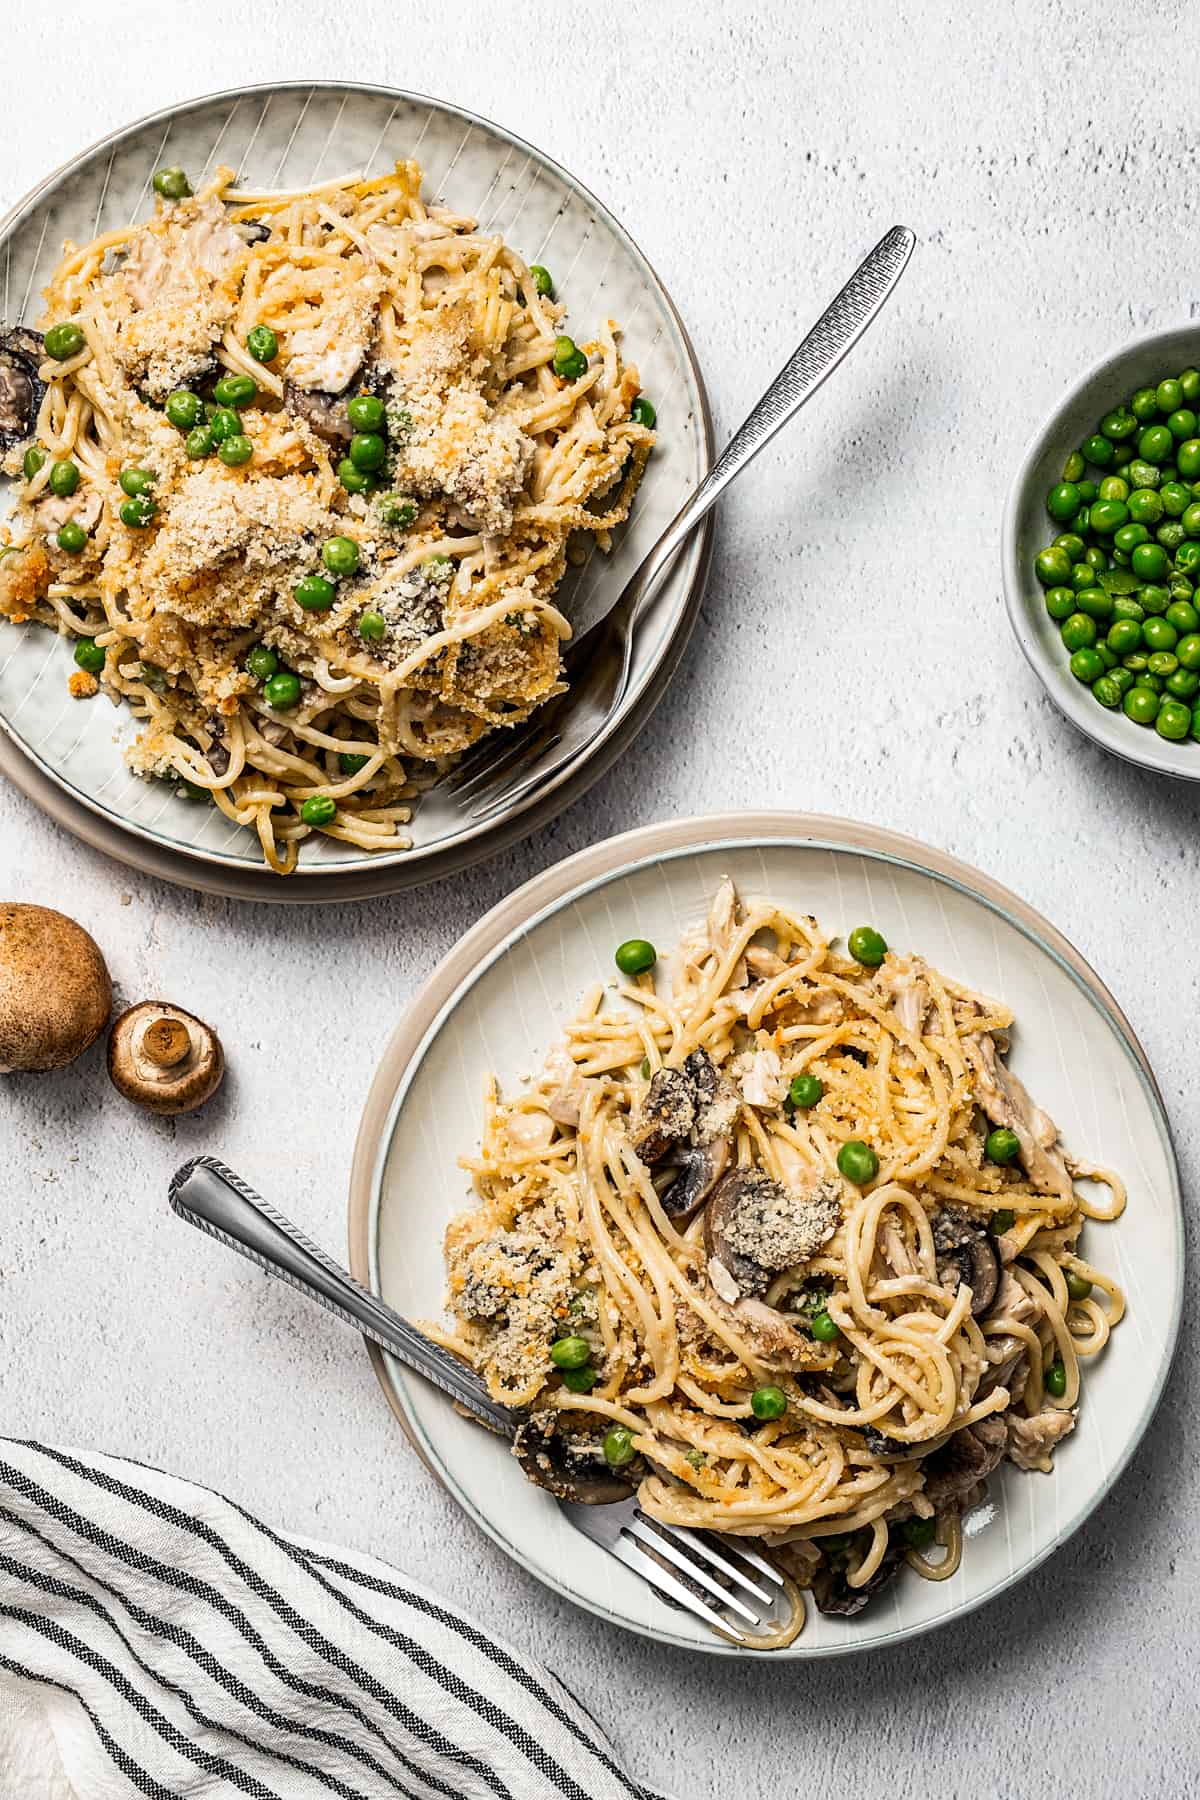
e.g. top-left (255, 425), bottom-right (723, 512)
top-left (2, 6), bottom-right (1197, 1796)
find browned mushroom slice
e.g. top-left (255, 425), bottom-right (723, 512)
top-left (705, 1170), bottom-right (841, 1300)
top-left (282, 380), bottom-right (353, 445)
top-left (660, 1134), bottom-right (730, 1221)
top-left (813, 1536), bottom-right (903, 1616)
top-left (920, 1414), bottom-right (1007, 1509)
top-left (0, 327), bottom-right (46, 451)
top-left (511, 1412), bottom-right (632, 1503)
top-left (631, 1066), bottom-right (697, 1164)
top-left (931, 1209), bottom-right (1000, 1317)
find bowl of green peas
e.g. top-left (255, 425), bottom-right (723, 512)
top-left (1003, 327), bottom-right (1200, 777)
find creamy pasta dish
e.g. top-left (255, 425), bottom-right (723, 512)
top-left (439, 881), bottom-right (1125, 1644)
top-left (0, 158), bottom-right (653, 872)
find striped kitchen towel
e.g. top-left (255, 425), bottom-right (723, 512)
top-left (0, 1439), bottom-right (669, 1800)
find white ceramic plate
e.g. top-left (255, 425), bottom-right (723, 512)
top-left (350, 813), bottom-right (1181, 1657)
top-left (0, 83), bottom-right (711, 885)
top-left (1002, 323), bottom-right (1200, 781)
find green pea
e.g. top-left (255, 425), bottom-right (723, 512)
top-left (1131, 541), bottom-right (1169, 580)
top-left (1063, 1269), bottom-right (1093, 1303)
top-left (1168, 668), bottom-right (1199, 697)
top-left (552, 335), bottom-right (588, 380)
top-left (209, 408), bottom-right (242, 443)
top-left (1126, 460), bottom-right (1162, 492)
top-left (1130, 387), bottom-right (1159, 422)
top-left (1127, 487), bottom-right (1163, 524)
top-left (337, 457), bottom-right (372, 494)
top-left (1144, 615), bottom-right (1178, 652)
top-left (1174, 540), bottom-right (1200, 578)
top-left (1137, 673), bottom-right (1164, 693)
top-left (1111, 443), bottom-right (1134, 467)
top-left (1060, 613), bottom-right (1097, 651)
top-left (246, 325), bottom-right (278, 363)
top-left (217, 434), bottom-right (253, 466)
top-left (1111, 667), bottom-right (1135, 694)
top-left (1167, 408), bottom-right (1197, 442)
top-left (338, 751), bottom-right (370, 775)
top-left (245, 645), bottom-right (278, 681)
top-left (1097, 476), bottom-right (1129, 501)
top-left (810, 1311), bottom-right (840, 1344)
top-left (1082, 433), bottom-right (1114, 466)
top-left (118, 467), bottom-right (154, 498)
top-left (43, 321), bottom-right (85, 361)
top-left (1044, 1359), bottom-right (1068, 1400)
top-left (902, 1515), bottom-right (937, 1549)
top-left (1166, 600), bottom-right (1199, 634)
top-left (615, 937), bottom-right (656, 976)
top-left (346, 393), bottom-right (385, 432)
top-left (1171, 573), bottom-right (1195, 600)
top-left (789, 1072), bottom-right (824, 1108)
top-left (1177, 632), bottom-right (1200, 670)
top-left (560, 1364), bottom-right (596, 1393)
top-left (46, 459), bottom-right (79, 498)
top-left (263, 670), bottom-right (301, 709)
top-left (300, 795), bottom-right (337, 826)
top-left (837, 1140), bottom-right (878, 1184)
top-left (984, 1127), bottom-right (1021, 1165)
top-left (1096, 644), bottom-right (1118, 670)
top-left (1055, 533), bottom-right (1086, 562)
top-left (1161, 480), bottom-right (1192, 516)
top-left (1092, 674), bottom-right (1123, 710)
top-left (1139, 585), bottom-right (1169, 615)
top-left (1062, 450), bottom-right (1086, 482)
top-left (1088, 499), bottom-right (1128, 535)
top-left (1074, 588), bottom-right (1111, 620)
top-left (1106, 618), bottom-right (1142, 656)
top-left (1182, 370), bottom-right (1200, 404)
top-left (1046, 482), bottom-right (1079, 522)
top-left (1157, 378), bottom-right (1183, 414)
top-left (639, 1057), bottom-right (652, 1080)
top-left (72, 637), bottom-right (105, 672)
top-left (631, 395), bottom-right (656, 429)
top-left (119, 495), bottom-right (156, 527)
top-left (213, 373), bottom-right (257, 409)
top-left (750, 1386), bottom-right (788, 1421)
top-left (847, 924), bottom-right (887, 966)
top-left (1157, 698), bottom-right (1191, 740)
top-left (1100, 407), bottom-right (1137, 440)
top-left (378, 493), bottom-right (418, 528)
top-left (349, 431), bottom-right (386, 471)
top-left (1083, 545), bottom-right (1108, 571)
top-left (545, 1335), bottom-right (593, 1373)
top-left (1112, 522), bottom-right (1149, 553)
top-left (322, 535), bottom-right (360, 577)
top-left (1044, 587), bottom-right (1076, 621)
top-left (56, 520), bottom-right (86, 553)
top-left (527, 263), bottom-right (554, 298)
top-left (152, 165), bottom-right (192, 200)
top-left (1069, 648), bottom-right (1104, 684)
top-left (1123, 686), bottom-right (1160, 725)
top-left (1177, 439), bottom-right (1200, 478)
top-left (1192, 707), bottom-right (1200, 741)
top-left (603, 1426), bottom-right (637, 1466)
top-left (991, 1207), bottom-right (1017, 1234)
top-left (1157, 519), bottom-right (1186, 551)
top-left (165, 388), bottom-right (203, 429)
top-left (358, 611), bottom-right (387, 642)
top-left (1070, 563), bottom-right (1096, 592)
top-left (294, 574), bottom-right (335, 611)
top-left (186, 425), bottom-right (214, 458)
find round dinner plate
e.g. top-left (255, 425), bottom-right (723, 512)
top-left (0, 82), bottom-right (712, 895)
top-left (348, 813), bottom-right (1182, 1657)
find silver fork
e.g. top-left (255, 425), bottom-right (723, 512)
top-left (446, 223), bottom-right (916, 819)
top-left (168, 1155), bottom-right (792, 1646)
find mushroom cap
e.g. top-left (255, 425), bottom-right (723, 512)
top-left (0, 903), bottom-right (112, 1072)
top-left (107, 1000), bottom-right (224, 1114)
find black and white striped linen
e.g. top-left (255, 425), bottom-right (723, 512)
top-left (0, 1439), bottom-right (670, 1800)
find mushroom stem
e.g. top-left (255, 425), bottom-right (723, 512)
top-left (140, 1014), bottom-right (192, 1069)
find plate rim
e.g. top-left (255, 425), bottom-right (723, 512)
top-left (0, 79), bottom-right (714, 890)
top-left (1001, 320), bottom-right (1200, 783)
top-left (347, 809), bottom-right (1183, 1657)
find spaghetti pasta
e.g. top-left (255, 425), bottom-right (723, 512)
top-left (0, 159), bottom-right (652, 873)
top-left (441, 879), bottom-right (1126, 1639)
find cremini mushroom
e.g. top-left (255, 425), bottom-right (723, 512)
top-left (704, 1169), bottom-right (842, 1301)
top-left (0, 902), bottom-right (112, 1072)
top-left (107, 1000), bottom-right (224, 1113)
top-left (632, 1049), bottom-right (740, 1220)
top-left (511, 1412), bottom-right (633, 1504)
top-left (0, 327), bottom-right (46, 451)
top-left (931, 1208), bottom-right (1001, 1317)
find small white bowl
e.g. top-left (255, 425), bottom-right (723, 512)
top-left (1002, 324), bottom-right (1200, 780)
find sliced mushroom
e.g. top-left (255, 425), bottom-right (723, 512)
top-left (660, 1134), bottom-right (729, 1221)
top-left (107, 1000), bottom-right (224, 1113)
top-left (511, 1412), bottom-right (632, 1504)
top-left (931, 1208), bottom-right (1000, 1317)
top-left (813, 1537), bottom-right (903, 1616)
top-left (0, 327), bottom-right (46, 451)
top-left (704, 1169), bottom-right (841, 1300)
top-left (920, 1415), bottom-right (1007, 1509)
top-left (282, 381), bottom-right (353, 445)
top-left (0, 903), bottom-right (111, 1072)
top-left (632, 1065), bottom-right (697, 1164)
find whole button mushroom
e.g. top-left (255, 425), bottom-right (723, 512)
top-left (0, 903), bottom-right (112, 1072)
top-left (107, 1001), bottom-right (224, 1114)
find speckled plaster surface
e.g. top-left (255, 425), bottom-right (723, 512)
top-left (1, 6), bottom-right (1198, 1796)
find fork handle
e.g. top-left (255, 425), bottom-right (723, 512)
top-left (623, 223), bottom-right (916, 628)
top-left (168, 1156), bottom-right (517, 1438)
